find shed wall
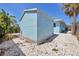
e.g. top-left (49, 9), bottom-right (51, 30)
top-left (37, 12), bottom-right (53, 43)
top-left (19, 12), bottom-right (37, 42)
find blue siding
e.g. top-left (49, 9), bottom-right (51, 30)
top-left (54, 22), bottom-right (60, 33)
top-left (54, 26), bottom-right (60, 33)
top-left (19, 8), bottom-right (54, 43)
top-left (19, 12), bottom-right (37, 42)
top-left (60, 24), bottom-right (65, 32)
top-left (53, 21), bottom-right (65, 34)
top-left (37, 12), bottom-right (53, 43)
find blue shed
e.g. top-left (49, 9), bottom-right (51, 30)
top-left (53, 19), bottom-right (66, 34)
top-left (19, 8), bottom-right (54, 44)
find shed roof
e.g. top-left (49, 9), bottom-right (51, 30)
top-left (24, 8), bottom-right (37, 12)
top-left (19, 8), bottom-right (53, 22)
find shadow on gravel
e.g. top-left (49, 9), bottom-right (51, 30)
top-left (11, 40), bottom-right (26, 56)
top-left (0, 40), bottom-right (26, 56)
top-left (39, 34), bottom-right (59, 45)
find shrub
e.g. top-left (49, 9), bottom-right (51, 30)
top-left (0, 9), bottom-right (20, 43)
top-left (3, 33), bottom-right (14, 41)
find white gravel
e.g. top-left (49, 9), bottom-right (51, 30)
top-left (0, 33), bottom-right (79, 56)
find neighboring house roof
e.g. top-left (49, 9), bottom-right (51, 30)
top-left (19, 8), bottom-right (53, 22)
top-left (54, 19), bottom-right (66, 25)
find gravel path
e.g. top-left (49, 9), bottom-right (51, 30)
top-left (0, 33), bottom-right (79, 56)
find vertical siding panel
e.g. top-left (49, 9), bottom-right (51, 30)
top-left (19, 12), bottom-right (37, 42)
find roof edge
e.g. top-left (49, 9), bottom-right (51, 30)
top-left (24, 8), bottom-right (37, 12)
top-left (19, 8), bottom-right (38, 22)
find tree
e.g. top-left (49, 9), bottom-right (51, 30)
top-left (0, 9), bottom-right (10, 34)
top-left (0, 9), bottom-right (20, 39)
top-left (62, 3), bottom-right (79, 35)
top-left (8, 15), bottom-right (20, 33)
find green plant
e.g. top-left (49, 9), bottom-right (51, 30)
top-left (0, 9), bottom-right (20, 42)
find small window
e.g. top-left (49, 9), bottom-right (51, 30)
top-left (54, 23), bottom-right (56, 27)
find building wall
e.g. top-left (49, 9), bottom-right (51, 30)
top-left (54, 22), bottom-right (60, 34)
top-left (37, 11), bottom-right (53, 43)
top-left (60, 23), bottom-right (66, 32)
top-left (54, 22), bottom-right (65, 34)
top-left (19, 12), bottom-right (37, 42)
top-left (54, 26), bottom-right (60, 34)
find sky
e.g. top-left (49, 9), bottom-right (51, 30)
top-left (0, 3), bottom-right (79, 25)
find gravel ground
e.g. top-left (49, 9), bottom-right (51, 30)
top-left (0, 33), bottom-right (79, 56)
top-left (0, 40), bottom-right (25, 56)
